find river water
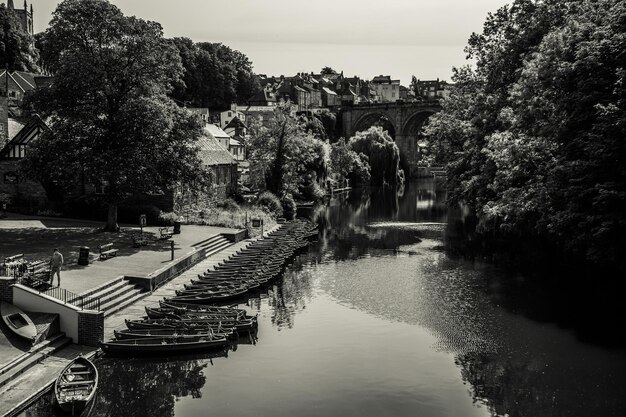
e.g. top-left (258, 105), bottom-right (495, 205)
top-left (23, 180), bottom-right (626, 417)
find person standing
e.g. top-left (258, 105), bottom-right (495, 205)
top-left (50, 248), bottom-right (64, 287)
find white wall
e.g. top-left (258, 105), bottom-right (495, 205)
top-left (13, 284), bottom-right (81, 343)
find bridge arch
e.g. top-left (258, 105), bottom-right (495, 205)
top-left (351, 111), bottom-right (396, 138)
top-left (401, 110), bottom-right (435, 137)
top-left (340, 102), bottom-right (441, 176)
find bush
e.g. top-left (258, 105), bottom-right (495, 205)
top-left (158, 211), bottom-right (180, 225)
top-left (281, 194), bottom-right (297, 220)
top-left (256, 191), bottom-right (283, 217)
top-left (215, 198), bottom-right (240, 211)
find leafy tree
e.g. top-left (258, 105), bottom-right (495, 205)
top-left (0, 4), bottom-right (39, 72)
top-left (320, 66), bottom-right (337, 75)
top-left (169, 40), bottom-right (261, 110)
top-left (349, 126), bottom-right (403, 186)
top-left (23, 0), bottom-right (210, 231)
top-left (330, 138), bottom-right (370, 186)
top-left (247, 101), bottom-right (329, 199)
top-left (426, 0), bottom-right (626, 270)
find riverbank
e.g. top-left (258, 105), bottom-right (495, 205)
top-left (0, 217), bottom-right (258, 417)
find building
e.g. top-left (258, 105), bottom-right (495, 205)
top-left (6, 0), bottom-right (33, 36)
top-left (370, 75), bottom-right (401, 102)
top-left (248, 88), bottom-right (277, 107)
top-left (187, 107), bottom-right (210, 125)
top-left (220, 106), bottom-right (246, 129)
top-left (196, 134), bottom-right (238, 197)
top-left (0, 71), bottom-right (37, 109)
top-left (321, 87), bottom-right (339, 107)
top-left (203, 123), bottom-right (244, 161)
top-left (0, 114), bottom-right (50, 206)
top-left (413, 78), bottom-right (449, 99)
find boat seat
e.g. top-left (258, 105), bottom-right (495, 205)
top-left (68, 371), bottom-right (92, 375)
top-left (59, 380), bottom-right (94, 386)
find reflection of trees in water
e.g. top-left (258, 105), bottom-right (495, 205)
top-left (455, 350), bottom-right (626, 417)
top-left (23, 355), bottom-right (224, 417)
top-left (308, 186), bottom-right (433, 261)
top-left (247, 257), bottom-right (316, 330)
top-left (90, 356), bottom-right (218, 417)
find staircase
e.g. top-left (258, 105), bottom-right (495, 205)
top-left (0, 316), bottom-right (72, 389)
top-left (74, 234), bottom-right (233, 318)
top-left (73, 277), bottom-right (144, 318)
top-left (197, 234), bottom-right (233, 259)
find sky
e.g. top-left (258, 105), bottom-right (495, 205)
top-left (29, 0), bottom-right (511, 85)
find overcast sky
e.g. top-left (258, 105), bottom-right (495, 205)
top-left (30, 0), bottom-right (510, 84)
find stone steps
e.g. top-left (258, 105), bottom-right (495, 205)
top-left (97, 234), bottom-right (233, 318)
top-left (0, 333), bottom-right (72, 388)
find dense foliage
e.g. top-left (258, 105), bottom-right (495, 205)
top-left (349, 126), bottom-right (404, 186)
top-left (330, 138), bottom-right (371, 186)
top-left (247, 102), bottom-right (330, 200)
top-left (425, 0), bottom-right (626, 270)
top-left (169, 38), bottom-right (261, 111)
top-left (23, 0), bottom-right (210, 230)
top-left (0, 4), bottom-right (39, 72)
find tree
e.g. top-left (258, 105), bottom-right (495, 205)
top-left (0, 5), bottom-right (39, 72)
top-left (247, 101), bottom-right (329, 199)
top-left (349, 126), bottom-right (403, 186)
top-left (330, 138), bottom-right (370, 186)
top-left (23, 0), bottom-right (210, 231)
top-left (169, 40), bottom-right (261, 111)
top-left (425, 0), bottom-right (626, 270)
top-left (321, 66), bottom-right (337, 75)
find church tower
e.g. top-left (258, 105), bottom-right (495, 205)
top-left (6, 0), bottom-right (33, 37)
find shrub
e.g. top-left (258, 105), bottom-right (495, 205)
top-left (158, 211), bottom-right (180, 225)
top-left (215, 198), bottom-right (240, 211)
top-left (256, 191), bottom-right (283, 217)
top-left (281, 194), bottom-right (297, 220)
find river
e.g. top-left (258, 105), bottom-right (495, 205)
top-left (23, 180), bottom-right (626, 417)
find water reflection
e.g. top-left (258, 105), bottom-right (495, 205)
top-left (23, 351), bottom-right (228, 417)
top-left (22, 180), bottom-right (626, 417)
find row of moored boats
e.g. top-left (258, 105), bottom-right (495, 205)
top-left (100, 219), bottom-right (318, 356)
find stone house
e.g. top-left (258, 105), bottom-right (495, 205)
top-left (370, 75), bottom-right (401, 102)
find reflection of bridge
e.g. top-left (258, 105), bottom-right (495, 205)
top-left (341, 101), bottom-right (441, 175)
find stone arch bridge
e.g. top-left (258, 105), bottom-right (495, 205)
top-left (341, 101), bottom-right (441, 176)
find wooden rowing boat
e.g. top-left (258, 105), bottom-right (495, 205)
top-left (54, 356), bottom-right (98, 416)
top-left (1, 301), bottom-right (37, 343)
top-left (114, 328), bottom-right (234, 340)
top-left (101, 336), bottom-right (230, 356)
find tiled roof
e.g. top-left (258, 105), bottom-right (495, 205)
top-left (196, 135), bottom-right (237, 166)
top-left (0, 70), bottom-right (38, 93)
top-left (8, 119), bottom-right (25, 140)
top-left (224, 116), bottom-right (247, 130)
top-left (322, 87), bottom-right (337, 95)
top-left (203, 124), bottom-right (230, 139)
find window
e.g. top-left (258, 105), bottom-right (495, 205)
top-left (392, 92), bottom-right (395, 98)
top-left (228, 112), bottom-right (232, 117)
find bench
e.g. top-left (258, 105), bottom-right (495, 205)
top-left (5, 254), bottom-right (24, 263)
top-left (99, 243), bottom-right (118, 260)
top-left (131, 234), bottom-right (149, 248)
top-left (159, 227), bottom-right (173, 240)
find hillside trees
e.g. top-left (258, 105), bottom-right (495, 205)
top-left (425, 0), bottom-right (626, 269)
top-left (169, 39), bottom-right (261, 110)
top-left (23, 0), bottom-right (210, 231)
